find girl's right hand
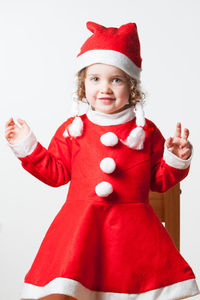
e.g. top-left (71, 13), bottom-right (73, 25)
top-left (5, 117), bottom-right (30, 145)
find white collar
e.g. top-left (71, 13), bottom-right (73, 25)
top-left (86, 106), bottom-right (135, 126)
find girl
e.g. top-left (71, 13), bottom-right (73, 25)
top-left (5, 21), bottom-right (199, 300)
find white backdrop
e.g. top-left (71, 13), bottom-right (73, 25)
top-left (0, 0), bottom-right (200, 299)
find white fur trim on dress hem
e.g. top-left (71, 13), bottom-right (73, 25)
top-left (21, 277), bottom-right (199, 300)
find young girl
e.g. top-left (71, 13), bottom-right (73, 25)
top-left (5, 21), bottom-right (199, 300)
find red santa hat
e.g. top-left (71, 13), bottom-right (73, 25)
top-left (75, 21), bottom-right (142, 81)
top-left (64, 21), bottom-right (146, 150)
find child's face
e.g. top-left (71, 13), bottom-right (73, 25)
top-left (84, 63), bottom-right (130, 114)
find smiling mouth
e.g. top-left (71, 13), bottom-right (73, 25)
top-left (98, 98), bottom-right (115, 100)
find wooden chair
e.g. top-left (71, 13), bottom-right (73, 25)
top-left (149, 183), bottom-right (180, 251)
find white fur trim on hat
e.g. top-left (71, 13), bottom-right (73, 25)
top-left (74, 50), bottom-right (141, 82)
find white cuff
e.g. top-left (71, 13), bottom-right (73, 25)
top-left (7, 130), bottom-right (38, 158)
top-left (163, 142), bottom-right (193, 170)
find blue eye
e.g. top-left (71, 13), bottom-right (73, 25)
top-left (91, 77), bottom-right (99, 82)
top-left (113, 78), bottom-right (122, 83)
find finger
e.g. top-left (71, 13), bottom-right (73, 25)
top-left (180, 140), bottom-right (191, 149)
top-left (5, 125), bottom-right (14, 131)
top-left (5, 117), bottom-right (15, 128)
top-left (5, 131), bottom-right (14, 140)
top-left (17, 118), bottom-right (25, 125)
top-left (11, 118), bottom-right (24, 129)
top-left (180, 149), bottom-right (191, 160)
top-left (5, 126), bottom-right (14, 135)
top-left (175, 122), bottom-right (181, 138)
top-left (5, 127), bottom-right (15, 136)
top-left (17, 118), bottom-right (29, 129)
top-left (182, 128), bottom-right (189, 140)
top-left (166, 137), bottom-right (173, 148)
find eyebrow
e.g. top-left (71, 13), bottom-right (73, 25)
top-left (86, 73), bottom-right (126, 78)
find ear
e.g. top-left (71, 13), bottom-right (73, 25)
top-left (86, 21), bottom-right (106, 33)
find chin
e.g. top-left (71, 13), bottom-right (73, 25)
top-left (109, 106), bottom-right (129, 114)
top-left (95, 104), bottom-right (128, 114)
top-left (99, 108), bottom-right (116, 114)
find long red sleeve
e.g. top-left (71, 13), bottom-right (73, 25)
top-left (150, 123), bottom-right (189, 193)
top-left (18, 123), bottom-right (71, 187)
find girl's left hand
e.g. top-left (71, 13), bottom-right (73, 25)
top-left (166, 122), bottom-right (192, 160)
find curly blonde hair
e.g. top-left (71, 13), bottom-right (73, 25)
top-left (75, 67), bottom-right (145, 107)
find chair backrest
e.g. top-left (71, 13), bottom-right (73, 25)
top-left (149, 183), bottom-right (180, 251)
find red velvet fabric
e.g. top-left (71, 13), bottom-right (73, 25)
top-left (77, 22), bottom-right (142, 69)
top-left (19, 115), bottom-right (195, 294)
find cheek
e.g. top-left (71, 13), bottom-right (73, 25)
top-left (85, 83), bottom-right (91, 98)
top-left (85, 82), bottom-right (92, 93)
top-left (85, 89), bottom-right (93, 100)
top-left (117, 86), bottom-right (130, 100)
top-left (85, 84), bottom-right (97, 102)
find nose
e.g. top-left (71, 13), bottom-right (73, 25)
top-left (99, 81), bottom-right (112, 94)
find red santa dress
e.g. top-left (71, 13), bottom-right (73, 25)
top-left (10, 106), bottom-right (199, 299)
